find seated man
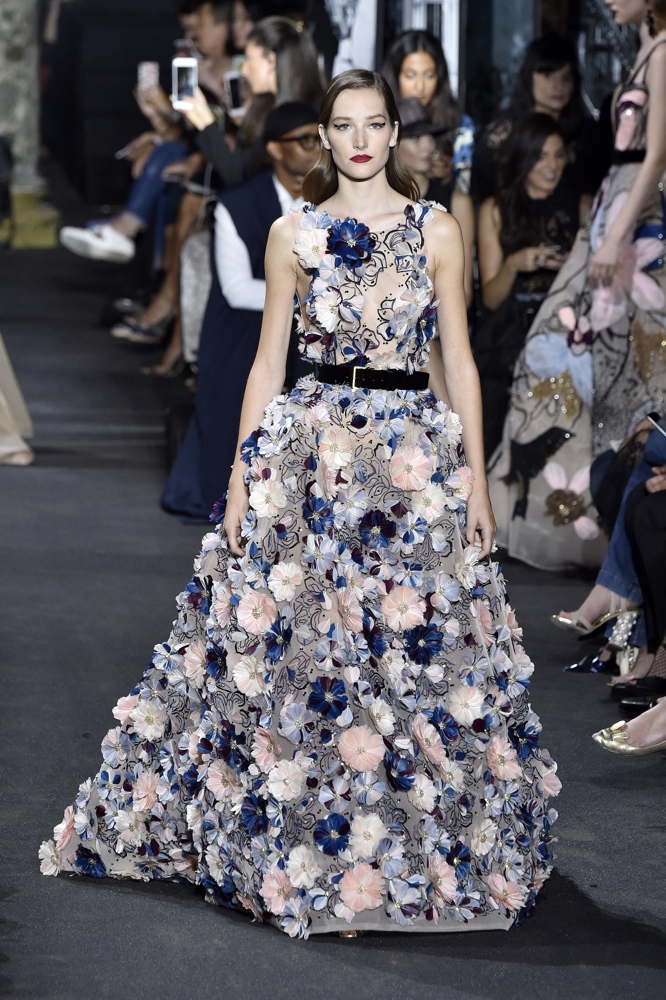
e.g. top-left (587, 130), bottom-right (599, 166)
top-left (161, 101), bottom-right (320, 520)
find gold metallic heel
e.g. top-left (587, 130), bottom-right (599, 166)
top-left (592, 720), bottom-right (666, 755)
top-left (339, 929), bottom-right (358, 938)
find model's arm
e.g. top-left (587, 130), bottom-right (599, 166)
top-left (450, 190), bottom-right (475, 307)
top-left (590, 45), bottom-right (666, 284)
top-left (214, 202), bottom-right (266, 310)
top-left (427, 211), bottom-right (495, 557)
top-left (223, 215), bottom-right (299, 555)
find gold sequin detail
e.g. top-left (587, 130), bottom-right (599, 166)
top-left (544, 489), bottom-right (586, 526)
top-left (630, 318), bottom-right (666, 382)
top-left (530, 370), bottom-right (580, 419)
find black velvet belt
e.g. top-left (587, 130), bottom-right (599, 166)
top-left (315, 364), bottom-right (430, 391)
top-left (612, 149), bottom-right (646, 164)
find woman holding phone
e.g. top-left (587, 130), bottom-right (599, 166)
top-left (474, 114), bottom-right (583, 456)
top-left (40, 70), bottom-right (558, 937)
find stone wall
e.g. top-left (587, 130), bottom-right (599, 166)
top-left (0, 0), bottom-right (41, 193)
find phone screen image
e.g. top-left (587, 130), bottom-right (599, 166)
top-left (138, 61), bottom-right (159, 92)
top-left (177, 65), bottom-right (196, 101)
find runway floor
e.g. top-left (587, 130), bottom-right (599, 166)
top-left (1, 174), bottom-right (665, 999)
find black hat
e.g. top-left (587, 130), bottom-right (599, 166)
top-left (263, 102), bottom-right (319, 143)
top-left (397, 98), bottom-right (449, 138)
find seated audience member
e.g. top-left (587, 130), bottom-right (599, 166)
top-left (474, 113), bottom-right (584, 457)
top-left (558, 417), bottom-right (666, 705)
top-left (397, 98), bottom-right (474, 307)
top-left (382, 29), bottom-right (475, 194)
top-left (161, 102), bottom-right (320, 520)
top-left (471, 33), bottom-right (604, 210)
top-left (116, 12), bottom-right (323, 350)
top-left (57, 0), bottom-right (225, 264)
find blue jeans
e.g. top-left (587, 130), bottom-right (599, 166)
top-left (596, 428), bottom-right (666, 646)
top-left (125, 140), bottom-right (186, 264)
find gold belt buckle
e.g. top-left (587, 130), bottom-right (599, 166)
top-left (351, 366), bottom-right (359, 389)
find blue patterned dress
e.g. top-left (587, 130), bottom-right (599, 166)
top-left (40, 201), bottom-right (558, 937)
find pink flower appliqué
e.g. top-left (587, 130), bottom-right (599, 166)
top-left (558, 306), bottom-right (593, 356)
top-left (133, 770), bottom-right (159, 811)
top-left (428, 854), bottom-right (457, 905)
top-left (542, 462), bottom-right (600, 540)
top-left (260, 866), bottom-right (293, 915)
top-left (488, 873), bottom-right (527, 912)
top-left (237, 588), bottom-right (277, 635)
top-left (390, 444), bottom-right (434, 490)
top-left (206, 760), bottom-right (241, 801)
top-left (590, 191), bottom-right (666, 331)
top-left (412, 714), bottom-right (447, 765)
top-left (381, 585), bottom-right (426, 631)
top-left (252, 727), bottom-right (281, 771)
top-left (339, 862), bottom-right (384, 913)
top-left (337, 725), bottom-right (385, 771)
top-left (486, 735), bottom-right (522, 781)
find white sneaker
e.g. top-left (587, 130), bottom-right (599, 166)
top-left (59, 223), bottom-right (135, 262)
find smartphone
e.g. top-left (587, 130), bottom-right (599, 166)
top-left (172, 57), bottom-right (198, 110)
top-left (223, 70), bottom-right (245, 119)
top-left (647, 411), bottom-right (666, 437)
top-left (137, 61), bottom-right (159, 93)
top-left (544, 244), bottom-right (562, 253)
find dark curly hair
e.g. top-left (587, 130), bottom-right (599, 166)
top-left (495, 113), bottom-right (567, 256)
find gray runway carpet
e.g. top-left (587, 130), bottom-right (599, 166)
top-left (1, 177), bottom-right (665, 999)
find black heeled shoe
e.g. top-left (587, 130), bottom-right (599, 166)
top-left (618, 695), bottom-right (659, 718)
top-left (563, 649), bottom-right (617, 673)
top-left (611, 675), bottom-right (666, 701)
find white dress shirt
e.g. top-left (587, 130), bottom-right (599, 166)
top-left (214, 176), bottom-right (303, 311)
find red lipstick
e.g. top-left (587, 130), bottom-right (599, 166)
top-left (351, 154), bottom-right (372, 163)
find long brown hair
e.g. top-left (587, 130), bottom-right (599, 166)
top-left (238, 16), bottom-right (325, 146)
top-left (302, 69), bottom-right (420, 205)
top-left (382, 30), bottom-right (461, 132)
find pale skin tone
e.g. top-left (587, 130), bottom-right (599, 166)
top-left (478, 133), bottom-right (581, 311)
top-left (589, 1), bottom-right (666, 286)
top-left (223, 87), bottom-right (495, 558)
top-left (398, 131), bottom-right (475, 306)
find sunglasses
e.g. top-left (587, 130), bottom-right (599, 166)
top-left (278, 134), bottom-right (320, 151)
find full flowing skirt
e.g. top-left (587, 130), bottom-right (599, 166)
top-left (489, 162), bottom-right (666, 570)
top-left (41, 376), bottom-right (559, 937)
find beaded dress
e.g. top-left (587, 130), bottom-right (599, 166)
top-left (40, 201), bottom-right (558, 937)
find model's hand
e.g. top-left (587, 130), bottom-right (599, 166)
top-left (223, 472), bottom-right (249, 556)
top-left (589, 236), bottom-right (621, 287)
top-left (176, 87), bottom-right (215, 132)
top-left (466, 485), bottom-right (496, 559)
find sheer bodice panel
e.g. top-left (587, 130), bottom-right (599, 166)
top-left (613, 40), bottom-right (666, 153)
top-left (294, 202), bottom-right (439, 374)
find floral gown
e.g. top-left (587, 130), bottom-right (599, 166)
top-left (489, 41), bottom-right (666, 571)
top-left (40, 201), bottom-right (559, 937)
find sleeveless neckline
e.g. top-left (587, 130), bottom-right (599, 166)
top-left (304, 199), bottom-right (434, 236)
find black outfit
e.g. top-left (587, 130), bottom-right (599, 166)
top-left (473, 185), bottom-right (579, 458)
top-left (625, 486), bottom-right (666, 651)
top-left (162, 171), bottom-right (281, 520)
top-left (425, 178), bottom-right (453, 212)
top-left (471, 113), bottom-right (607, 205)
top-left (197, 122), bottom-right (269, 188)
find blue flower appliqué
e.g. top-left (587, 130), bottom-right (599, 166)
top-left (327, 218), bottom-right (376, 268)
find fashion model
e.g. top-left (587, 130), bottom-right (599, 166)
top-left (40, 71), bottom-right (559, 937)
top-left (489, 0), bottom-right (666, 571)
